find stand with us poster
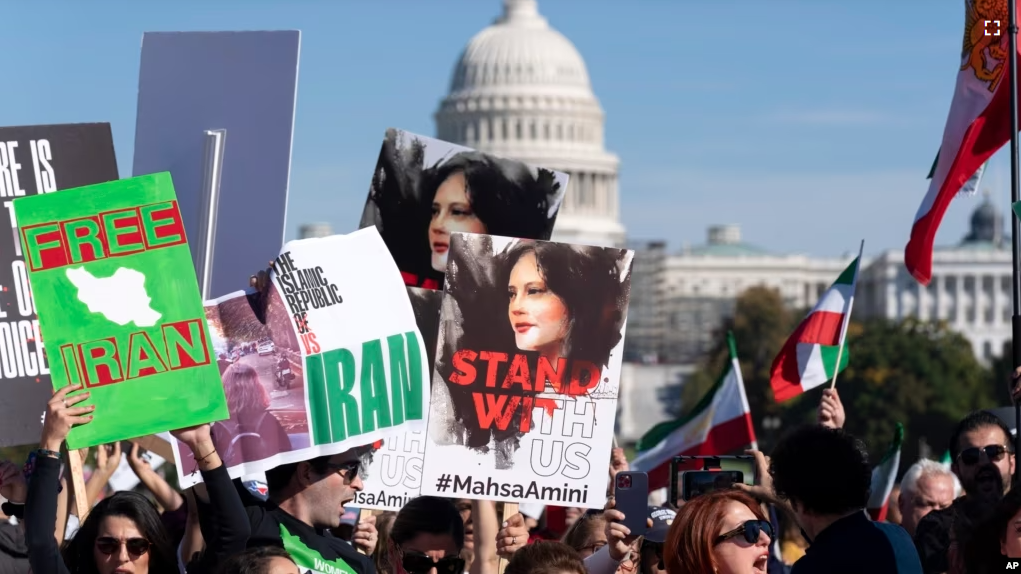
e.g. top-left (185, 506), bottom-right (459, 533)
top-left (419, 233), bottom-right (633, 508)
top-left (359, 128), bottom-right (568, 290)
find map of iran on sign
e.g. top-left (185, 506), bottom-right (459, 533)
top-left (13, 172), bottom-right (228, 448)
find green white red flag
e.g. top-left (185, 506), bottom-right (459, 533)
top-left (906, 0), bottom-right (1017, 284)
top-left (631, 332), bottom-right (757, 490)
top-left (770, 243), bottom-right (863, 402)
top-left (867, 423), bottom-right (904, 521)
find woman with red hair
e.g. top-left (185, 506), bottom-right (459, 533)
top-left (664, 490), bottom-right (772, 574)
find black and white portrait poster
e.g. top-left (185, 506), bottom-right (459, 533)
top-left (356, 286), bottom-right (442, 511)
top-left (359, 128), bottom-right (568, 290)
top-left (0, 123), bottom-right (118, 446)
top-left (419, 233), bottom-right (633, 508)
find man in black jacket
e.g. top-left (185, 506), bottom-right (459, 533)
top-left (770, 425), bottom-right (922, 574)
top-left (241, 448), bottom-right (376, 574)
top-left (914, 410), bottom-right (1014, 573)
top-left (0, 460), bottom-right (29, 574)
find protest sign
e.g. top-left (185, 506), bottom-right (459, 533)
top-left (0, 123), bottom-right (119, 447)
top-left (420, 233), bottom-right (633, 508)
top-left (14, 172), bottom-right (228, 449)
top-left (173, 228), bottom-right (431, 487)
top-left (133, 31), bottom-right (299, 297)
top-left (359, 128), bottom-right (568, 290)
top-left (355, 286), bottom-right (441, 511)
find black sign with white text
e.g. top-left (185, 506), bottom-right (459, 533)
top-left (0, 123), bottom-right (118, 446)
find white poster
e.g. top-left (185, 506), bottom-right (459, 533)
top-left (419, 233), bottom-right (633, 508)
top-left (356, 287), bottom-right (441, 511)
top-left (172, 227), bottom-right (431, 487)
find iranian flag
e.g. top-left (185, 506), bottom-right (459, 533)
top-left (906, 0), bottom-right (1017, 284)
top-left (867, 423), bottom-right (904, 521)
top-left (631, 332), bottom-right (757, 490)
top-left (770, 243), bottom-right (863, 402)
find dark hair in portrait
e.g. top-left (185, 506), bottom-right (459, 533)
top-left (432, 234), bottom-right (631, 467)
top-left (360, 128), bottom-right (565, 288)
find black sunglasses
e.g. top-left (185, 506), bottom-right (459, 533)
top-left (401, 551), bottom-right (465, 574)
top-left (323, 460), bottom-right (361, 480)
top-left (715, 520), bottom-right (773, 545)
top-left (958, 445), bottom-right (1008, 466)
top-left (95, 536), bottom-right (151, 556)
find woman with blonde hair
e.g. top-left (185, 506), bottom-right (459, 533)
top-left (664, 490), bottom-right (772, 574)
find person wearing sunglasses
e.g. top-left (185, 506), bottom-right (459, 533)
top-left (377, 496), bottom-right (465, 574)
top-left (768, 425), bottom-right (922, 574)
top-left (659, 489), bottom-right (770, 574)
top-left (24, 384), bottom-right (251, 574)
top-left (226, 449), bottom-right (375, 574)
top-left (915, 410), bottom-right (1014, 574)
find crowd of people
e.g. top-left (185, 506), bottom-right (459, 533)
top-left (1, 375), bottom-right (1020, 573)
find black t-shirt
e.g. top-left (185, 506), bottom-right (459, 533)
top-left (246, 505), bottom-right (375, 574)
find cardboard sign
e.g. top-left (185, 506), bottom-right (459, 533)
top-left (14, 172), bottom-right (228, 448)
top-left (355, 287), bottom-right (441, 511)
top-left (359, 128), bottom-right (568, 290)
top-left (0, 123), bottom-right (119, 447)
top-left (172, 228), bottom-right (431, 487)
top-left (132, 31), bottom-right (300, 298)
top-left (419, 233), bottom-right (633, 508)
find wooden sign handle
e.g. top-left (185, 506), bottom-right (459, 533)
top-left (356, 508), bottom-right (372, 555)
top-left (66, 448), bottom-right (90, 523)
top-left (497, 502), bottom-right (519, 574)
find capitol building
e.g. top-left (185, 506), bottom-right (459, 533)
top-left (434, 0), bottom-right (625, 248)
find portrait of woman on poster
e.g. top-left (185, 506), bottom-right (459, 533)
top-left (178, 363), bottom-right (292, 474)
top-left (433, 234), bottom-right (632, 468)
top-left (361, 129), bottom-right (566, 290)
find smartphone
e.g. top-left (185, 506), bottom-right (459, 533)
top-left (681, 470), bottom-right (743, 501)
top-left (670, 456), bottom-right (755, 503)
top-left (613, 471), bottom-right (649, 536)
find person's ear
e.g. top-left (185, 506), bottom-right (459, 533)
top-left (297, 461), bottom-right (317, 488)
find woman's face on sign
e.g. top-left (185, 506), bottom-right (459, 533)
top-left (507, 251), bottom-right (569, 358)
top-left (429, 171), bottom-right (487, 273)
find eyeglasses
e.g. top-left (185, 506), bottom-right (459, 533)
top-left (715, 520), bottom-right (773, 545)
top-left (957, 445), bottom-right (1009, 466)
top-left (323, 460), bottom-right (361, 481)
top-left (401, 551), bottom-right (466, 574)
top-left (95, 537), bottom-right (151, 557)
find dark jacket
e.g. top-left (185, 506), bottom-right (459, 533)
top-left (0, 521), bottom-right (29, 574)
top-left (26, 454), bottom-right (249, 574)
top-left (791, 510), bottom-right (922, 574)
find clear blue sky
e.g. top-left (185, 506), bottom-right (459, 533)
top-left (0, 0), bottom-right (999, 257)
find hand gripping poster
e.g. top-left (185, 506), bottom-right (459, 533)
top-left (172, 228), bottom-right (431, 487)
top-left (355, 286), bottom-right (441, 511)
top-left (0, 122), bottom-right (119, 447)
top-left (13, 172), bottom-right (228, 449)
top-left (359, 128), bottom-right (568, 290)
top-left (419, 233), bottom-right (634, 508)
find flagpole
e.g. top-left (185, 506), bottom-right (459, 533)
top-left (1009, 0), bottom-right (1021, 486)
top-left (829, 240), bottom-right (865, 390)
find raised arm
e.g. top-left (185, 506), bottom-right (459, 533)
top-left (127, 442), bottom-right (184, 512)
top-left (26, 384), bottom-right (94, 574)
top-left (172, 424), bottom-right (250, 573)
top-left (84, 442), bottom-right (120, 507)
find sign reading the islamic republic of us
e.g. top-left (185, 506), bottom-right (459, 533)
top-left (13, 172), bottom-right (228, 448)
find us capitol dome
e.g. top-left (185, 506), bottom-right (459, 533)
top-left (434, 0), bottom-right (626, 247)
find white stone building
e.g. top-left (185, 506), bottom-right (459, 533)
top-left (858, 196), bottom-right (1011, 362)
top-left (626, 225), bottom-right (854, 363)
top-left (434, 0), bottom-right (625, 248)
top-left (298, 223), bottom-right (333, 239)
